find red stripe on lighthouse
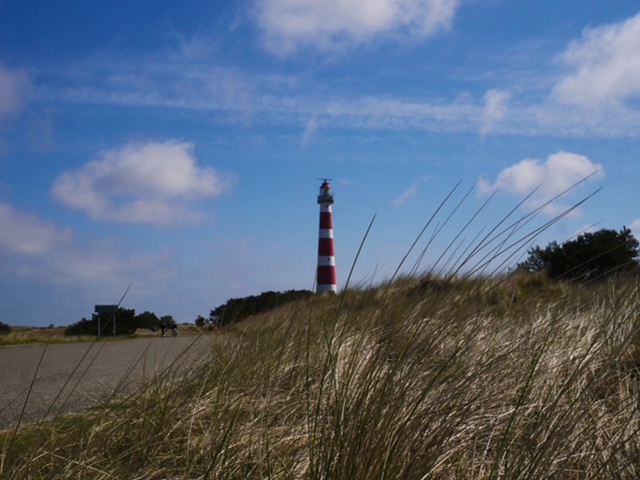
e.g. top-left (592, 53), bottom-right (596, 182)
top-left (317, 266), bottom-right (337, 285)
top-left (318, 238), bottom-right (335, 256)
top-left (319, 212), bottom-right (333, 229)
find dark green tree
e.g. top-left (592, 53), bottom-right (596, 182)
top-left (210, 290), bottom-right (313, 327)
top-left (0, 320), bottom-right (11, 335)
top-left (520, 227), bottom-right (639, 283)
top-left (194, 315), bottom-right (207, 328)
top-left (135, 311), bottom-right (160, 330)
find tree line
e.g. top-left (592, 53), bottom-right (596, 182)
top-left (64, 289), bottom-right (313, 336)
top-left (207, 289), bottom-right (313, 328)
top-left (64, 310), bottom-right (178, 336)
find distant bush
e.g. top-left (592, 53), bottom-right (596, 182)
top-left (194, 315), bottom-right (207, 328)
top-left (65, 308), bottom-right (137, 336)
top-left (135, 311), bottom-right (160, 330)
top-left (0, 320), bottom-right (11, 335)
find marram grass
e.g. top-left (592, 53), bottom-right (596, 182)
top-left (2, 274), bottom-right (640, 479)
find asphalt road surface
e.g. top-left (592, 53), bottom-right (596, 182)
top-left (0, 335), bottom-right (213, 431)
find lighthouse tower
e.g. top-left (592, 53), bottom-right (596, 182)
top-left (316, 179), bottom-right (337, 294)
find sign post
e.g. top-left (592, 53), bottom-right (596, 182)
top-left (94, 305), bottom-right (118, 338)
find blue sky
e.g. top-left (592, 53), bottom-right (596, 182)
top-left (1, 0), bottom-right (640, 327)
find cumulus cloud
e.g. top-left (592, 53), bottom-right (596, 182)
top-left (0, 203), bottom-right (72, 255)
top-left (553, 12), bottom-right (640, 108)
top-left (256, 0), bottom-right (460, 55)
top-left (0, 63), bottom-right (31, 121)
top-left (630, 219), bottom-right (640, 239)
top-left (51, 140), bottom-right (234, 226)
top-left (478, 151), bottom-right (605, 215)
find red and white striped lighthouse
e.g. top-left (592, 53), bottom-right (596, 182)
top-left (316, 179), bottom-right (337, 294)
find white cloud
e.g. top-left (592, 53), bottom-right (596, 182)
top-left (255, 0), bottom-right (460, 55)
top-left (630, 219), bottom-right (640, 239)
top-left (393, 176), bottom-right (429, 206)
top-left (45, 243), bottom-right (174, 288)
top-left (37, 42), bottom-right (640, 138)
top-left (0, 202), bottom-right (175, 299)
top-left (301, 115), bottom-right (320, 145)
top-left (480, 89), bottom-right (510, 136)
top-left (0, 203), bottom-right (72, 255)
top-left (393, 184), bottom-right (418, 207)
top-left (51, 140), bottom-right (235, 226)
top-left (553, 12), bottom-right (640, 108)
top-left (33, 22), bottom-right (640, 140)
top-left (0, 63), bottom-right (31, 121)
top-left (478, 151), bottom-right (605, 215)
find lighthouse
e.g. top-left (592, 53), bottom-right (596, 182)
top-left (316, 179), bottom-right (337, 294)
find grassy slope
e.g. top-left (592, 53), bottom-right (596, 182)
top-left (2, 274), bottom-right (640, 479)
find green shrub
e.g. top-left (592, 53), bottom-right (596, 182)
top-left (0, 320), bottom-right (11, 335)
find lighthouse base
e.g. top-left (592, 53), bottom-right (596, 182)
top-left (316, 284), bottom-right (337, 294)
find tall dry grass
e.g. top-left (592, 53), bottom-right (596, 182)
top-left (2, 273), bottom-right (640, 479)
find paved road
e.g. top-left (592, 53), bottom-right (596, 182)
top-left (0, 335), bottom-right (213, 431)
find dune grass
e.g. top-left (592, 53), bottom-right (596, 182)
top-left (2, 273), bottom-right (640, 479)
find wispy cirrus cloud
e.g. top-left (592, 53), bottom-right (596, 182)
top-left (393, 183), bottom-right (418, 207)
top-left (393, 176), bottom-right (429, 207)
top-left (31, 10), bottom-right (640, 139)
top-left (0, 203), bottom-right (72, 255)
top-left (37, 54), bottom-right (640, 139)
top-left (51, 140), bottom-right (235, 226)
top-left (480, 89), bottom-right (510, 136)
top-left (301, 115), bottom-right (320, 146)
top-left (0, 63), bottom-right (31, 122)
top-left (0, 202), bottom-right (174, 297)
top-left (478, 151), bottom-right (605, 215)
